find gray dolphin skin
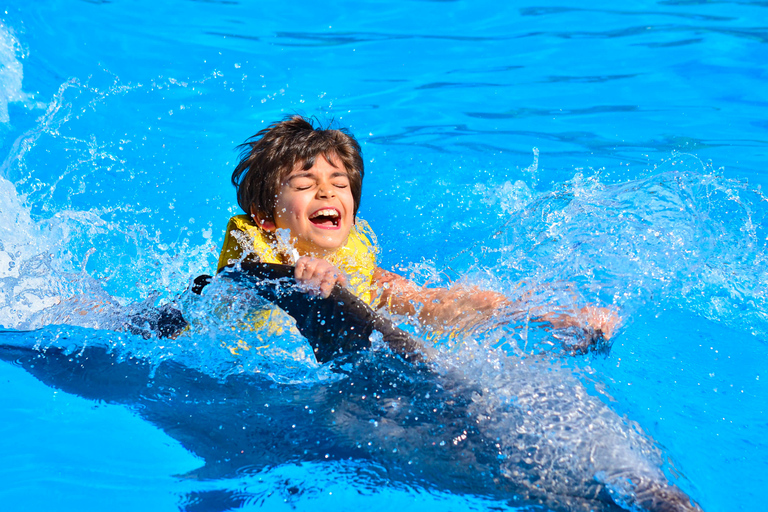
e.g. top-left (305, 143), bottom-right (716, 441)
top-left (0, 264), bottom-right (703, 512)
top-left (0, 337), bottom-right (702, 511)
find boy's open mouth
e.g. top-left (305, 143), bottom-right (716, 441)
top-left (309, 208), bottom-right (340, 228)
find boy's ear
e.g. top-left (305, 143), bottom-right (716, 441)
top-left (251, 208), bottom-right (276, 232)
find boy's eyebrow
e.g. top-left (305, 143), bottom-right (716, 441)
top-left (284, 171), bottom-right (313, 180)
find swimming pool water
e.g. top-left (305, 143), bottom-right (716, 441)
top-left (1, 1), bottom-right (766, 511)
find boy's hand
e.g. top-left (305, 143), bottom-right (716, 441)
top-left (547, 305), bottom-right (621, 340)
top-left (294, 257), bottom-right (347, 298)
top-left (577, 305), bottom-right (621, 340)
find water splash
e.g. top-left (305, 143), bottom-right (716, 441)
top-left (0, 69), bottom-right (223, 330)
top-left (0, 22), bottom-right (44, 125)
top-left (469, 155), bottom-right (768, 341)
top-left (12, 276), bottom-right (329, 384)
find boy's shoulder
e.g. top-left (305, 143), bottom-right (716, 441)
top-left (218, 215), bottom-right (281, 271)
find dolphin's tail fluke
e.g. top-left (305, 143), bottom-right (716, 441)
top-left (632, 481), bottom-right (703, 512)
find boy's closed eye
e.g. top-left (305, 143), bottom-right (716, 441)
top-left (292, 181), bottom-right (313, 191)
top-left (329, 172), bottom-right (350, 188)
top-left (286, 175), bottom-right (314, 189)
top-left (287, 175), bottom-right (350, 190)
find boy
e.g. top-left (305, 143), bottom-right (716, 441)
top-left (218, 115), bottom-right (618, 343)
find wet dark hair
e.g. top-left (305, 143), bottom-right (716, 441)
top-left (232, 115), bottom-right (364, 222)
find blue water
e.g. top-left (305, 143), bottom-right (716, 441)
top-left (1, 1), bottom-right (766, 511)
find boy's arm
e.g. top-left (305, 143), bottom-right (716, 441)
top-left (372, 267), bottom-right (619, 340)
top-left (372, 267), bottom-right (507, 328)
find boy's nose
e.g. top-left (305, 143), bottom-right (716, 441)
top-left (317, 183), bottom-right (335, 198)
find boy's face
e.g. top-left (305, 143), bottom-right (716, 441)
top-left (269, 154), bottom-right (355, 257)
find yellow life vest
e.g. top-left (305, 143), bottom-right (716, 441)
top-left (217, 214), bottom-right (379, 305)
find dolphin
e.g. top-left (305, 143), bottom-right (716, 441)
top-left (0, 325), bottom-right (703, 512)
